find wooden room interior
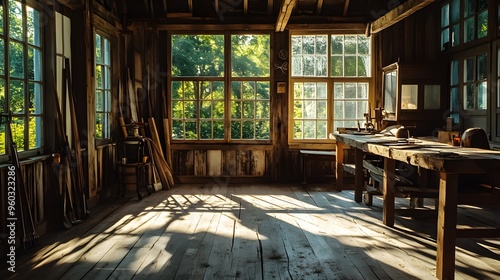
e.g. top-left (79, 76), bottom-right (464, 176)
top-left (1, 0), bottom-right (500, 279)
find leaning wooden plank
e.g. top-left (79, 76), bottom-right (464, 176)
top-left (145, 139), bottom-right (169, 190)
top-left (163, 118), bottom-right (173, 167)
top-left (128, 68), bottom-right (138, 122)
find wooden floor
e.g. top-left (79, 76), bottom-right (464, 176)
top-left (2, 183), bottom-right (500, 280)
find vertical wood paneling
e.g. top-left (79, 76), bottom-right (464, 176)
top-left (207, 150), bottom-right (222, 176)
top-left (178, 150), bottom-right (194, 175)
top-left (223, 150), bottom-right (237, 176)
top-left (194, 150), bottom-right (207, 176)
top-left (251, 150), bottom-right (266, 176)
top-left (237, 150), bottom-right (251, 176)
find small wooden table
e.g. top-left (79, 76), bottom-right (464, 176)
top-left (332, 132), bottom-right (500, 280)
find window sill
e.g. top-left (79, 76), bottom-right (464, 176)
top-left (0, 154), bottom-right (52, 170)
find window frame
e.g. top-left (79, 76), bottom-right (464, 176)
top-left (0, 0), bottom-right (45, 160)
top-left (288, 31), bottom-right (371, 146)
top-left (168, 31), bottom-right (273, 144)
top-left (94, 31), bottom-right (112, 142)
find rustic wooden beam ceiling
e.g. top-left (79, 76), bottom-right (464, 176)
top-left (370, 0), bottom-right (434, 34)
top-left (343, 0), bottom-right (350, 16)
top-left (276, 0), bottom-right (297, 32)
top-left (244, 0), bottom-right (248, 15)
top-left (316, 0), bottom-right (323, 15)
top-left (267, 0), bottom-right (273, 15)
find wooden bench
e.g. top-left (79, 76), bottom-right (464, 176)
top-left (300, 150), bottom-right (336, 184)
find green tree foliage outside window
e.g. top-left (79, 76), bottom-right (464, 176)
top-left (171, 34), bottom-right (270, 141)
top-left (0, 1), bottom-right (43, 154)
top-left (95, 33), bottom-right (111, 139)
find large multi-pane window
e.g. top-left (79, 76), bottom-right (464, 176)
top-left (290, 34), bottom-right (370, 141)
top-left (170, 34), bottom-right (270, 141)
top-left (441, 0), bottom-right (488, 50)
top-left (95, 33), bottom-right (111, 139)
top-left (464, 53), bottom-right (487, 110)
top-left (0, 0), bottom-right (43, 154)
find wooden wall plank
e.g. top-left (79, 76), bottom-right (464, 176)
top-left (237, 150), bottom-right (251, 176)
top-left (207, 150), bottom-right (222, 176)
top-left (194, 150), bottom-right (207, 176)
top-left (251, 150), bottom-right (266, 176)
top-left (223, 150), bottom-right (237, 176)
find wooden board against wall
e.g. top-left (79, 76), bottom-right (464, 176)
top-left (207, 150), bottom-right (222, 176)
top-left (194, 150), bottom-right (207, 176)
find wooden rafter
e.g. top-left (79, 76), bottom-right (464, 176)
top-left (215, 0), bottom-right (219, 14)
top-left (188, 0), bottom-right (193, 12)
top-left (244, 0), bottom-right (248, 14)
top-left (276, 0), bottom-right (296, 32)
top-left (163, 0), bottom-right (167, 14)
top-left (267, 0), bottom-right (273, 15)
top-left (316, 0), bottom-right (323, 15)
top-left (343, 0), bottom-right (350, 16)
top-left (370, 0), bottom-right (434, 34)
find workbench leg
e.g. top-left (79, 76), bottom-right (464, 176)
top-left (335, 142), bottom-right (345, 191)
top-left (383, 158), bottom-right (395, 227)
top-left (354, 148), bottom-right (364, 202)
top-left (436, 172), bottom-right (458, 280)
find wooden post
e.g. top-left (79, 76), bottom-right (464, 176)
top-left (383, 158), bottom-right (395, 227)
top-left (436, 172), bottom-right (458, 280)
top-left (335, 141), bottom-right (345, 191)
top-left (354, 148), bottom-right (364, 202)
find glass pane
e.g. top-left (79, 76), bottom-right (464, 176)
top-left (304, 83), bottom-right (315, 99)
top-left (334, 83), bottom-right (343, 99)
top-left (302, 36), bottom-right (315, 54)
top-left (172, 81), bottom-right (182, 99)
top-left (464, 84), bottom-right (475, 109)
top-left (303, 121), bottom-right (316, 139)
top-left (95, 113), bottom-right (103, 138)
top-left (172, 120), bottom-right (183, 139)
top-left (172, 35), bottom-right (224, 77)
top-left (293, 120), bottom-right (303, 139)
top-left (441, 4), bottom-right (449, 27)
top-left (291, 36), bottom-right (302, 55)
top-left (464, 57), bottom-right (474, 82)
top-left (0, 119), bottom-right (4, 154)
top-left (256, 82), bottom-right (270, 100)
top-left (231, 121), bottom-right (241, 139)
top-left (450, 87), bottom-right (459, 113)
top-left (0, 79), bottom-right (4, 111)
top-left (464, 17), bottom-right (474, 43)
top-left (10, 80), bottom-right (24, 113)
top-left (331, 56), bottom-right (343, 77)
top-left (243, 81), bottom-right (255, 99)
top-left (200, 101), bottom-right (212, 119)
top-left (357, 101), bottom-right (368, 119)
top-left (11, 117), bottom-right (25, 151)
top-left (200, 121), bottom-right (212, 139)
top-left (27, 7), bottom-right (41, 47)
top-left (104, 66), bottom-right (111, 90)
top-left (294, 101), bottom-right (303, 119)
top-left (242, 121), bottom-right (254, 139)
top-left (214, 121), bottom-right (224, 139)
top-left (331, 35), bottom-right (343, 55)
top-left (441, 29), bottom-right (449, 51)
top-left (316, 55), bottom-right (327, 77)
top-left (231, 101), bottom-right (241, 119)
top-left (464, 0), bottom-right (475, 17)
top-left (243, 101), bottom-right (254, 119)
top-left (95, 34), bottom-right (102, 63)
top-left (105, 91), bottom-right (111, 111)
top-left (317, 83), bottom-right (327, 99)
top-left (232, 81), bottom-right (242, 99)
top-left (317, 101), bottom-right (327, 119)
top-left (185, 121), bottom-right (197, 139)
top-left (213, 81), bottom-right (224, 99)
top-left (478, 81), bottom-right (487, 109)
top-left (213, 101), bottom-right (224, 119)
top-left (95, 65), bottom-right (103, 89)
top-left (451, 0), bottom-right (460, 23)
top-left (28, 47), bottom-right (42, 81)
top-left (303, 101), bottom-right (316, 119)
top-left (255, 121), bottom-right (270, 139)
top-left (200, 81), bottom-right (212, 100)
top-left (477, 11), bottom-right (488, 39)
top-left (0, 5), bottom-right (3, 35)
top-left (171, 101), bottom-right (183, 118)
top-left (9, 1), bottom-right (23, 41)
top-left (477, 53), bottom-right (487, 80)
top-left (184, 81), bottom-right (196, 99)
top-left (344, 56), bottom-right (356, 76)
top-left (294, 83), bottom-right (303, 99)
top-left (358, 36), bottom-right (369, 54)
top-left (451, 60), bottom-right (459, 85)
top-left (317, 121), bottom-right (327, 139)
top-left (357, 56), bottom-right (369, 77)
top-left (316, 35), bottom-right (327, 54)
top-left (345, 83), bottom-right (356, 99)
top-left (383, 71), bottom-right (397, 114)
top-left (345, 101), bottom-right (356, 118)
top-left (424, 85), bottom-right (440, 109)
top-left (303, 56), bottom-right (315, 76)
top-left (451, 24), bottom-right (459, 47)
top-left (0, 39), bottom-right (4, 75)
top-left (291, 56), bottom-right (302, 76)
top-left (9, 41), bottom-right (24, 78)
top-left (104, 38), bottom-right (111, 65)
top-left (401, 85), bottom-right (418, 110)
top-left (231, 34), bottom-right (270, 77)
top-left (478, 0), bottom-right (488, 11)
top-left (184, 101), bottom-right (196, 118)
top-left (29, 82), bottom-right (42, 114)
top-left (334, 101), bottom-right (344, 119)
top-left (344, 36), bottom-right (356, 54)
top-left (256, 101), bottom-right (270, 119)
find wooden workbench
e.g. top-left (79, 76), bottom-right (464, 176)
top-left (332, 132), bottom-right (500, 280)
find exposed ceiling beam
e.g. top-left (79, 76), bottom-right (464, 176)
top-left (370, 0), bottom-right (434, 34)
top-left (343, 0), bottom-right (350, 16)
top-left (267, 0), bottom-right (273, 15)
top-left (163, 0), bottom-right (167, 14)
top-left (215, 0), bottom-right (219, 14)
top-left (276, 0), bottom-right (296, 32)
top-left (316, 0), bottom-right (323, 15)
top-left (244, 0), bottom-right (248, 15)
top-left (188, 0), bottom-right (193, 12)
